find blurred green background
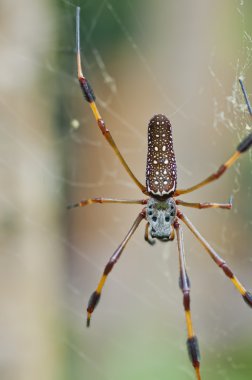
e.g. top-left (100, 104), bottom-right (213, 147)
top-left (0, 0), bottom-right (252, 379)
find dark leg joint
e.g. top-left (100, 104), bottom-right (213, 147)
top-left (104, 261), bottom-right (114, 275)
top-left (98, 119), bottom-right (108, 135)
top-left (214, 164), bottom-right (227, 179)
top-left (237, 133), bottom-right (252, 153)
top-left (87, 291), bottom-right (100, 314)
top-left (219, 262), bottom-right (233, 278)
top-left (183, 291), bottom-right (190, 311)
top-left (141, 199), bottom-right (148, 205)
top-left (174, 220), bottom-right (180, 229)
top-left (94, 197), bottom-right (102, 203)
top-left (187, 336), bottom-right (200, 368)
top-left (79, 77), bottom-right (96, 103)
top-left (176, 209), bottom-right (183, 219)
top-left (243, 291), bottom-right (252, 307)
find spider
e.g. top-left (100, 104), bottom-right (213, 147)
top-left (68, 7), bottom-right (252, 380)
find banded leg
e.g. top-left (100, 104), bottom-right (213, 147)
top-left (175, 139), bottom-right (251, 195)
top-left (176, 198), bottom-right (232, 210)
top-left (174, 221), bottom-right (201, 380)
top-left (76, 7), bottom-right (146, 193)
top-left (175, 79), bottom-right (252, 196)
top-left (67, 197), bottom-right (148, 210)
top-left (86, 210), bottom-right (145, 327)
top-left (178, 210), bottom-right (252, 307)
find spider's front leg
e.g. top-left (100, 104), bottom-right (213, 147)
top-left (76, 7), bottom-right (146, 194)
top-left (67, 197), bottom-right (148, 210)
top-left (174, 220), bottom-right (201, 380)
top-left (175, 130), bottom-right (252, 196)
top-left (175, 79), bottom-right (252, 196)
top-left (86, 209), bottom-right (146, 327)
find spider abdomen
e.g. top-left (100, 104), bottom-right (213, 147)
top-left (146, 114), bottom-right (177, 196)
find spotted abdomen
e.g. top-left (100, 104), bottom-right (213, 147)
top-left (146, 114), bottom-right (177, 197)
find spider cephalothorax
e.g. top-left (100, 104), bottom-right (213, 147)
top-left (146, 197), bottom-right (176, 240)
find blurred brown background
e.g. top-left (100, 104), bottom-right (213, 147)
top-left (0, 1), bottom-right (252, 379)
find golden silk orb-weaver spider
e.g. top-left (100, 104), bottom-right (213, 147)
top-left (68, 7), bottom-right (252, 380)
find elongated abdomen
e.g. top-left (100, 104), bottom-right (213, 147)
top-left (146, 114), bottom-right (177, 196)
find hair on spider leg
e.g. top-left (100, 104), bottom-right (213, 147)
top-left (70, 6), bottom-right (252, 380)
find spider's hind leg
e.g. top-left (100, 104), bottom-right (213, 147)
top-left (75, 7), bottom-right (146, 193)
top-left (178, 210), bottom-right (252, 309)
top-left (175, 80), bottom-right (252, 197)
top-left (174, 220), bottom-right (201, 380)
top-left (86, 210), bottom-right (145, 327)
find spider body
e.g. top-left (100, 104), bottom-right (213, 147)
top-left (71, 7), bottom-right (252, 380)
top-left (145, 114), bottom-right (177, 241)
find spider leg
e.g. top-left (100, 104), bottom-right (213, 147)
top-left (67, 197), bottom-right (148, 210)
top-left (144, 222), bottom-right (156, 245)
top-left (176, 197), bottom-right (232, 210)
top-left (86, 209), bottom-right (146, 327)
top-left (175, 138), bottom-right (251, 195)
top-left (174, 220), bottom-right (201, 380)
top-left (175, 79), bottom-right (252, 196)
top-left (76, 7), bottom-right (146, 193)
top-left (169, 226), bottom-right (175, 241)
top-left (177, 210), bottom-right (252, 307)
top-left (239, 78), bottom-right (252, 115)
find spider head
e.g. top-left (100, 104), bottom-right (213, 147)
top-left (146, 197), bottom-right (176, 241)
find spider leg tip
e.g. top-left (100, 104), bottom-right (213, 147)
top-left (66, 203), bottom-right (78, 210)
top-left (86, 313), bottom-right (91, 327)
top-left (228, 195), bottom-right (233, 208)
top-left (243, 291), bottom-right (252, 308)
top-left (145, 237), bottom-right (156, 246)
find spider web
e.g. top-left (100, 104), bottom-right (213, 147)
top-left (0, 1), bottom-right (252, 380)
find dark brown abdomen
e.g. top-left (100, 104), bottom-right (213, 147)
top-left (146, 114), bottom-right (177, 197)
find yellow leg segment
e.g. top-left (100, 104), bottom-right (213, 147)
top-left (90, 101), bottom-right (101, 120)
top-left (231, 277), bottom-right (246, 296)
top-left (185, 310), bottom-right (194, 338)
top-left (96, 275), bottom-right (107, 294)
top-left (195, 367), bottom-right (201, 380)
